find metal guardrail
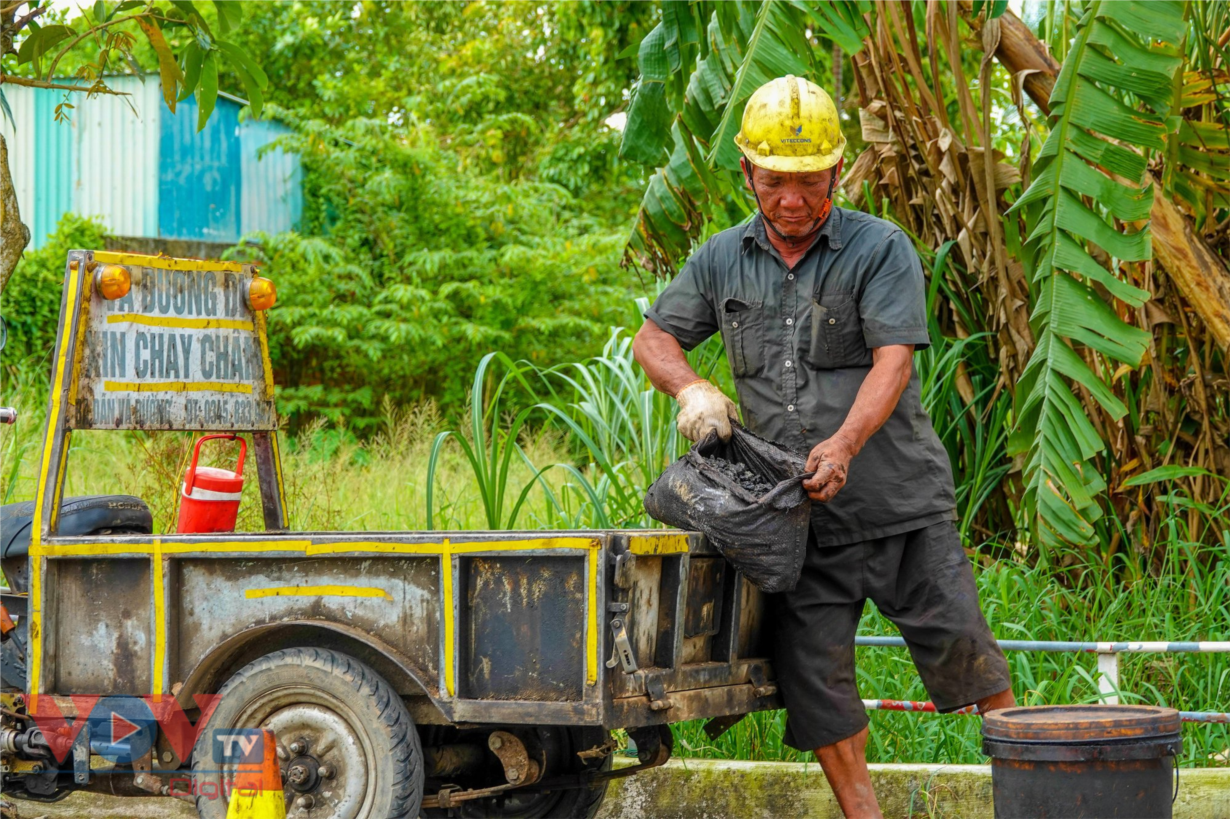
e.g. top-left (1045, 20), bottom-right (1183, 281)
top-left (854, 636), bottom-right (1230, 724)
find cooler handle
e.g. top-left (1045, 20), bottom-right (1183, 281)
top-left (185, 434), bottom-right (247, 495)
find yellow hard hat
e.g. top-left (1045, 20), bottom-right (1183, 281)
top-left (735, 75), bottom-right (845, 173)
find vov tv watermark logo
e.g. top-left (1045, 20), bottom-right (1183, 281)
top-left (213, 727), bottom-right (265, 764)
top-left (25, 693), bottom-right (260, 772)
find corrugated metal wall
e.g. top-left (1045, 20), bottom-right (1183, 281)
top-left (33, 89), bottom-right (75, 244)
top-left (1, 86), bottom-right (38, 238)
top-left (3, 77), bottom-right (299, 250)
top-left (1, 85), bottom-right (74, 247)
top-left (159, 92), bottom-right (241, 242)
top-left (72, 76), bottom-right (162, 238)
top-left (240, 118), bottom-right (303, 235)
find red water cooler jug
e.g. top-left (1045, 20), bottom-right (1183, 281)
top-left (177, 434), bottom-right (246, 534)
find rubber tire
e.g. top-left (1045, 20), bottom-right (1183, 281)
top-left (191, 647), bottom-right (424, 819)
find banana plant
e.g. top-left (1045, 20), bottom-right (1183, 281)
top-left (620, 0), bottom-right (871, 273)
top-left (1007, 0), bottom-right (1188, 550)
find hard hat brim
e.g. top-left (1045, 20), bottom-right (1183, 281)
top-left (737, 139), bottom-right (846, 174)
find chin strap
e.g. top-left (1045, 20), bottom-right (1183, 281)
top-left (744, 162), bottom-right (839, 246)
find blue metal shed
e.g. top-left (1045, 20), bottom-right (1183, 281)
top-left (2, 76), bottom-right (302, 249)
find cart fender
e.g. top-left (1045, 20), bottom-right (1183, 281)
top-left (177, 620), bottom-right (447, 722)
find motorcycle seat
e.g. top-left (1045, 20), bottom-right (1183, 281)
top-left (1, 495), bottom-right (153, 559)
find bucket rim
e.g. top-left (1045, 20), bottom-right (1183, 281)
top-left (983, 705), bottom-right (1181, 744)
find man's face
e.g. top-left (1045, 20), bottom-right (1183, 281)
top-left (742, 158), bottom-right (840, 238)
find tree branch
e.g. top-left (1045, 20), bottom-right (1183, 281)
top-left (12, 4), bottom-right (47, 32)
top-left (45, 13), bottom-right (149, 79)
top-left (0, 74), bottom-right (130, 94)
top-left (1, 1), bottom-right (28, 13)
top-left (1, 1), bottom-right (50, 57)
top-left (0, 133), bottom-right (30, 294)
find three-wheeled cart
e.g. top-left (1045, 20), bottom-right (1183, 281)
top-left (0, 250), bottom-right (780, 818)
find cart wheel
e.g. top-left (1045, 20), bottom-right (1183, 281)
top-left (191, 647), bottom-right (424, 819)
top-left (421, 725), bottom-right (610, 819)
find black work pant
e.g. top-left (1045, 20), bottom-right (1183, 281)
top-left (772, 519), bottom-right (1011, 750)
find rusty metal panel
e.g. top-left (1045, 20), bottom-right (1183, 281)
top-left (172, 557), bottom-right (441, 688)
top-left (684, 558), bottom-right (725, 639)
top-left (461, 556), bottom-right (585, 702)
top-left (627, 557), bottom-right (662, 667)
top-left (51, 559), bottom-right (152, 694)
top-left (681, 634), bottom-right (712, 665)
top-left (736, 577), bottom-right (768, 659)
top-left (611, 682), bottom-right (782, 729)
top-left (680, 558), bottom-right (725, 664)
top-left (70, 252), bottom-right (276, 431)
top-left (653, 555), bottom-right (688, 670)
top-left (610, 554), bottom-right (662, 699)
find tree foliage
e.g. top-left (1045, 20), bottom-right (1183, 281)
top-left (232, 115), bottom-right (631, 431)
top-left (204, 3), bottom-right (659, 431)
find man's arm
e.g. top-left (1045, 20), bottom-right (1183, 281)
top-left (634, 318), bottom-right (739, 441)
top-left (633, 318), bottom-right (702, 396)
top-left (802, 344), bottom-right (913, 502)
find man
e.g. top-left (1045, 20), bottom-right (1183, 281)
top-left (632, 76), bottom-right (1015, 818)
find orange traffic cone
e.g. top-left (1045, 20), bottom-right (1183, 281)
top-left (225, 728), bottom-right (286, 819)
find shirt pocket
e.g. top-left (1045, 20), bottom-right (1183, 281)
top-left (806, 291), bottom-right (872, 369)
top-left (720, 297), bottom-right (765, 378)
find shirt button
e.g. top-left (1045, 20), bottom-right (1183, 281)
top-left (828, 318), bottom-right (836, 325)
top-left (787, 404), bottom-right (795, 412)
top-left (785, 360), bottom-right (792, 368)
top-left (787, 274), bottom-right (795, 281)
top-left (732, 321), bottom-right (738, 328)
top-left (786, 318), bottom-right (793, 326)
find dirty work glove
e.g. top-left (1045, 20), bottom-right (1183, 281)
top-left (675, 380), bottom-right (739, 442)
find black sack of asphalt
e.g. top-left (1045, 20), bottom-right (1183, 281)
top-left (643, 424), bottom-right (813, 593)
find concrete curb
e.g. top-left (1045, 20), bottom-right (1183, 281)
top-left (593, 759), bottom-right (1230, 819)
top-left (5, 762), bottom-right (1227, 818)
top-left (597, 760), bottom-right (991, 819)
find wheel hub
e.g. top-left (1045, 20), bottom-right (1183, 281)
top-left (261, 703), bottom-right (370, 817)
top-left (286, 754), bottom-right (320, 792)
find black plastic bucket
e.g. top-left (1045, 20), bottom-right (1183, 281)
top-left (983, 705), bottom-right (1182, 819)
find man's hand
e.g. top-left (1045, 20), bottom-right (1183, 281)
top-left (676, 380), bottom-right (739, 442)
top-left (803, 434), bottom-right (859, 502)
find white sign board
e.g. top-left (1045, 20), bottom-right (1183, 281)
top-left (70, 255), bottom-right (277, 431)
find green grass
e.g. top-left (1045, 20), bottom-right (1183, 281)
top-left (0, 349), bottom-right (579, 533)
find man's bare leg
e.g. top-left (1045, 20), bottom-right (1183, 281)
top-left (814, 727), bottom-right (883, 819)
top-left (977, 687), bottom-right (1016, 715)
top-left (812, 689), bottom-right (1013, 819)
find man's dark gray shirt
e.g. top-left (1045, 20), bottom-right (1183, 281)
top-left (645, 207), bottom-right (956, 546)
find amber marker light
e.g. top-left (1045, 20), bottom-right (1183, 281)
top-left (96, 264), bottom-right (131, 300)
top-left (248, 276), bottom-right (277, 311)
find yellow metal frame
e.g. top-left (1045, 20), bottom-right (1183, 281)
top-left (31, 535), bottom-right (604, 703)
top-left (92, 250), bottom-right (246, 273)
top-left (28, 250), bottom-right (686, 714)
